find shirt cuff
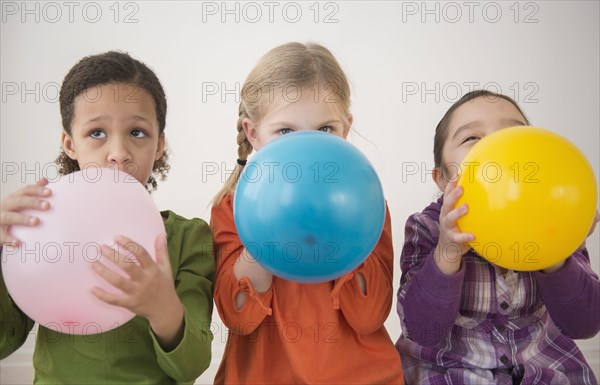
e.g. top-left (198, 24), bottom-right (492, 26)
top-left (533, 256), bottom-right (586, 303)
top-left (235, 275), bottom-right (273, 316)
top-left (331, 265), bottom-right (362, 310)
top-left (415, 250), bottom-right (466, 302)
top-left (149, 311), bottom-right (212, 383)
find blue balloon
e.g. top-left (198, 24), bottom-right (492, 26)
top-left (233, 131), bottom-right (385, 283)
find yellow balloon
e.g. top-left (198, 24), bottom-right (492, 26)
top-left (456, 126), bottom-right (597, 271)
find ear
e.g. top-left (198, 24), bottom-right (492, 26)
top-left (61, 131), bottom-right (78, 160)
top-left (242, 117), bottom-right (260, 150)
top-left (155, 133), bottom-right (166, 160)
top-left (342, 114), bottom-right (353, 139)
top-left (432, 167), bottom-right (446, 192)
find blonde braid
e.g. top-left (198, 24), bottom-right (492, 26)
top-left (212, 103), bottom-right (254, 206)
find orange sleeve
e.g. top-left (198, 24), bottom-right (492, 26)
top-left (211, 195), bottom-right (273, 335)
top-left (330, 204), bottom-right (394, 335)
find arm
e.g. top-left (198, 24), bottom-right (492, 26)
top-left (534, 249), bottom-right (600, 339)
top-left (211, 195), bottom-right (273, 335)
top-left (397, 211), bottom-right (466, 347)
top-left (1, 180), bottom-right (50, 358)
top-left (0, 258), bottom-right (35, 359)
top-left (91, 217), bottom-right (215, 383)
top-left (331, 205), bottom-right (394, 335)
top-left (150, 218), bottom-right (215, 382)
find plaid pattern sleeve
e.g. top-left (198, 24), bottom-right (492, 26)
top-left (396, 198), bottom-right (599, 385)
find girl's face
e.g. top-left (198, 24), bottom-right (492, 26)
top-left (61, 83), bottom-right (165, 185)
top-left (242, 88), bottom-right (352, 150)
top-left (434, 96), bottom-right (527, 190)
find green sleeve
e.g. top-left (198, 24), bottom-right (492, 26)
top-left (0, 257), bottom-right (35, 359)
top-left (149, 217), bottom-right (215, 383)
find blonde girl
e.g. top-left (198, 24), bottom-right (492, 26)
top-left (211, 42), bottom-right (404, 384)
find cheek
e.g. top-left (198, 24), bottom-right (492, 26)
top-left (253, 131), bottom-right (277, 151)
top-left (442, 163), bottom-right (460, 180)
top-left (333, 130), bottom-right (347, 139)
top-left (442, 143), bottom-right (468, 168)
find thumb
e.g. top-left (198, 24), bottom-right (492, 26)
top-left (154, 232), bottom-right (169, 266)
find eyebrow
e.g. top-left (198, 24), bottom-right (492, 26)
top-left (83, 115), bottom-right (152, 125)
top-left (270, 119), bottom-right (342, 127)
top-left (451, 118), bottom-right (527, 141)
top-left (451, 122), bottom-right (478, 141)
top-left (500, 118), bottom-right (527, 127)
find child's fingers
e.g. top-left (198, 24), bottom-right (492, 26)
top-left (0, 227), bottom-right (20, 246)
top-left (451, 230), bottom-right (474, 244)
top-left (587, 210), bottom-right (599, 237)
top-left (18, 184), bottom-right (51, 198)
top-left (444, 204), bottom-right (468, 229)
top-left (91, 286), bottom-right (125, 307)
top-left (441, 184), bottom-right (464, 217)
top-left (153, 233), bottom-right (169, 267)
top-left (114, 236), bottom-right (154, 269)
top-left (2, 195), bottom-right (50, 214)
top-left (92, 260), bottom-right (134, 292)
top-left (36, 178), bottom-right (49, 187)
top-left (0, 211), bottom-right (40, 228)
top-left (99, 244), bottom-right (144, 280)
top-left (443, 178), bottom-right (458, 196)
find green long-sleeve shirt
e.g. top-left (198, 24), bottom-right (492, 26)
top-left (1, 210), bottom-right (215, 384)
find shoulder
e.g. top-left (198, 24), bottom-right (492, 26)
top-left (210, 194), bottom-right (235, 228)
top-left (160, 211), bottom-right (215, 280)
top-left (162, 210), bottom-right (211, 239)
top-left (211, 194), bottom-right (233, 214)
top-left (406, 198), bottom-right (442, 228)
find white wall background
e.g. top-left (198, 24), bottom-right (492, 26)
top-left (1, 1), bottom-right (599, 383)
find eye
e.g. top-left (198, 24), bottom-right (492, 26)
top-left (318, 126), bottom-right (333, 133)
top-left (461, 135), bottom-right (479, 144)
top-left (278, 128), bottom-right (293, 135)
top-left (90, 129), bottom-right (106, 139)
top-left (131, 129), bottom-right (147, 138)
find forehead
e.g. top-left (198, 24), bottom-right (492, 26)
top-left (448, 96), bottom-right (525, 130)
top-left (73, 83), bottom-right (156, 114)
top-left (260, 90), bottom-right (346, 123)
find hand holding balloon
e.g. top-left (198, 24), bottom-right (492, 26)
top-left (434, 178), bottom-right (474, 275)
top-left (0, 178), bottom-right (51, 246)
top-left (455, 127), bottom-right (597, 271)
top-left (2, 168), bottom-right (166, 335)
top-left (577, 210), bottom-right (600, 253)
top-left (92, 233), bottom-right (184, 349)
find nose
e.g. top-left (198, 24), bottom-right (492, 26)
top-left (107, 139), bottom-right (132, 167)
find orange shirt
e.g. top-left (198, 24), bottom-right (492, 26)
top-left (211, 194), bottom-right (403, 384)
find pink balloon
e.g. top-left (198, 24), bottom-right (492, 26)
top-left (2, 168), bottom-right (165, 335)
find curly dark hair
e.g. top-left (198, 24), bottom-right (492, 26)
top-left (56, 51), bottom-right (169, 191)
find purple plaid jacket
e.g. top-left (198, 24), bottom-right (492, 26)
top-left (396, 197), bottom-right (599, 385)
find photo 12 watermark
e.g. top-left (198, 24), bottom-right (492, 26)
top-left (2, 320), bottom-right (143, 342)
top-left (400, 1), bottom-right (540, 24)
top-left (201, 160), bottom-right (341, 184)
top-left (2, 82), bottom-right (60, 103)
top-left (207, 320), bottom-right (341, 344)
top-left (1, 1), bottom-right (141, 24)
top-left (200, 1), bottom-right (340, 24)
top-left (2, 81), bottom-right (144, 104)
top-left (200, 81), bottom-right (343, 104)
top-left (1, 162), bottom-right (144, 185)
top-left (434, 240), bottom-right (541, 266)
top-left (401, 81), bottom-right (540, 104)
